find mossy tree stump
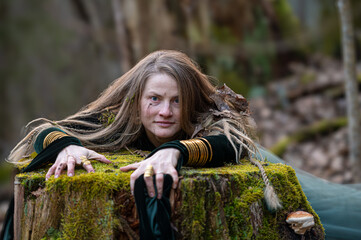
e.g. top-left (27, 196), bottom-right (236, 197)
top-left (15, 150), bottom-right (324, 239)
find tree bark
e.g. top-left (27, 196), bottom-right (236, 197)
top-left (337, 0), bottom-right (361, 182)
top-left (13, 177), bottom-right (23, 240)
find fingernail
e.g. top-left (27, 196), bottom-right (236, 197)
top-left (149, 192), bottom-right (154, 198)
top-left (45, 177), bottom-right (48, 181)
top-left (55, 175), bottom-right (59, 178)
top-left (68, 173), bottom-right (73, 177)
top-left (157, 194), bottom-right (162, 199)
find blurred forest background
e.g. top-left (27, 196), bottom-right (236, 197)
top-left (1, 0), bottom-right (361, 228)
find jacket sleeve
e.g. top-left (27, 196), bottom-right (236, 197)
top-left (146, 134), bottom-right (238, 169)
top-left (33, 127), bottom-right (82, 153)
top-left (25, 127), bottom-right (83, 172)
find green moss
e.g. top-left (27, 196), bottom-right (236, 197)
top-left (98, 110), bottom-right (116, 127)
top-left (180, 178), bottom-right (207, 239)
top-left (18, 150), bottom-right (143, 239)
top-left (18, 152), bottom-right (323, 239)
top-left (176, 160), bottom-right (323, 239)
top-left (46, 152), bottom-right (140, 239)
top-left (61, 198), bottom-right (117, 239)
top-left (17, 171), bottom-right (46, 199)
top-left (42, 227), bottom-right (62, 240)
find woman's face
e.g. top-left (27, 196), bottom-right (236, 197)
top-left (140, 73), bottom-right (182, 147)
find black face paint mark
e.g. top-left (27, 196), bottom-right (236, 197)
top-left (146, 103), bottom-right (152, 113)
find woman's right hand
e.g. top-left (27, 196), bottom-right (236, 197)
top-left (45, 145), bottom-right (111, 180)
top-left (119, 148), bottom-right (180, 199)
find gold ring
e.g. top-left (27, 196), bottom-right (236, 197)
top-left (83, 160), bottom-right (91, 166)
top-left (144, 165), bottom-right (154, 178)
top-left (80, 156), bottom-right (91, 166)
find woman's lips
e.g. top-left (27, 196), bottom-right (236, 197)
top-left (155, 121), bottom-right (175, 127)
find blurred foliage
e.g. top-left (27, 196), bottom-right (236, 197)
top-left (0, 162), bottom-right (13, 185)
top-left (302, 0), bottom-right (361, 57)
top-left (0, 0), bottom-right (360, 161)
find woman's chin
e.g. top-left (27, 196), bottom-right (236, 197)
top-left (145, 128), bottom-right (182, 146)
top-left (153, 132), bottom-right (179, 143)
top-left (155, 134), bottom-right (175, 142)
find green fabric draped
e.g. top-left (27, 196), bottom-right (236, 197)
top-left (134, 174), bottom-right (174, 240)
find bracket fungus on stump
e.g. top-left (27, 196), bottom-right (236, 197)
top-left (286, 211), bottom-right (315, 235)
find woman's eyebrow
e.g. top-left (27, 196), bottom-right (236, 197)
top-left (146, 91), bottom-right (178, 98)
top-left (146, 91), bottom-right (161, 96)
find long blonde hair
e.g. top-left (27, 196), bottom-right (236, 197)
top-left (8, 50), bottom-right (220, 163)
top-left (7, 50), bottom-right (282, 211)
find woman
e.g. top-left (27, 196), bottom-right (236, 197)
top-left (4, 50), bottom-right (360, 240)
top-left (3, 50), bottom-right (279, 239)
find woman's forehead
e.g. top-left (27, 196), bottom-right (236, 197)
top-left (143, 73), bottom-right (179, 93)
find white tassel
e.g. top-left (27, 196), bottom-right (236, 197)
top-left (264, 185), bottom-right (282, 211)
top-left (250, 157), bottom-right (282, 211)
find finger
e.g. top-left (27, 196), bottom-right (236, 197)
top-left (54, 160), bottom-right (67, 178)
top-left (130, 173), bottom-right (139, 196)
top-left (170, 189), bottom-right (175, 212)
top-left (119, 162), bottom-right (140, 172)
top-left (67, 155), bottom-right (76, 177)
top-left (169, 169), bottom-right (179, 189)
top-left (144, 174), bottom-right (155, 198)
top-left (46, 165), bottom-right (56, 180)
top-left (87, 150), bottom-right (111, 164)
top-left (82, 162), bottom-right (95, 173)
top-left (155, 173), bottom-right (164, 199)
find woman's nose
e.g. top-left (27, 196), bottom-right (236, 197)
top-left (159, 102), bottom-right (173, 117)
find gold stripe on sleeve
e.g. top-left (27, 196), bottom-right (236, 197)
top-left (43, 131), bottom-right (69, 149)
top-left (180, 138), bottom-right (212, 167)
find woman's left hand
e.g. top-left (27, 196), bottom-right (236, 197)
top-left (119, 148), bottom-right (180, 199)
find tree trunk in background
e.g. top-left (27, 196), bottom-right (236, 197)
top-left (111, 0), bottom-right (132, 73)
top-left (337, 0), bottom-right (361, 182)
top-left (123, 0), bottom-right (143, 60)
top-left (82, 0), bottom-right (108, 53)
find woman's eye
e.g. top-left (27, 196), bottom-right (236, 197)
top-left (174, 98), bottom-right (179, 104)
top-left (151, 96), bottom-right (158, 101)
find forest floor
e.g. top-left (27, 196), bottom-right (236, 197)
top-left (250, 55), bottom-right (360, 184)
